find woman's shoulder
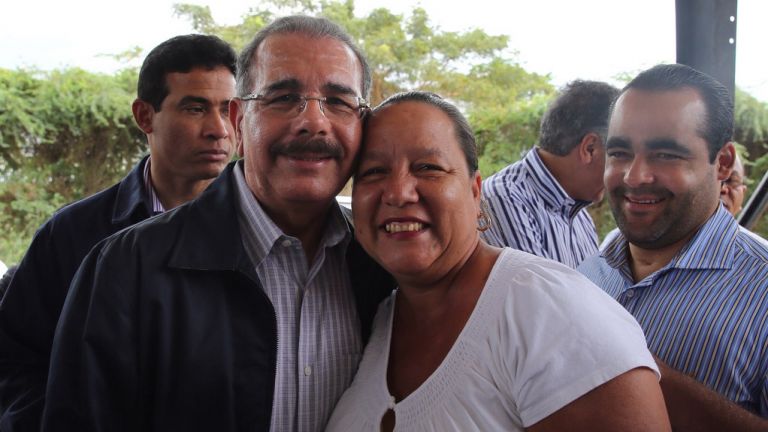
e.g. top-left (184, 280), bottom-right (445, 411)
top-left (483, 247), bottom-right (653, 374)
top-left (489, 248), bottom-right (614, 304)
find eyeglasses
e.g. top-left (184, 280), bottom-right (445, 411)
top-left (722, 176), bottom-right (746, 190)
top-left (239, 92), bottom-right (369, 120)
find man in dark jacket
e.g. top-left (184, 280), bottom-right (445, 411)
top-left (43, 16), bottom-right (393, 432)
top-left (0, 34), bottom-right (236, 431)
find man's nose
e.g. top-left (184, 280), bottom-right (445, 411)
top-left (294, 97), bottom-right (331, 137)
top-left (204, 110), bottom-right (231, 140)
top-left (623, 157), bottom-right (654, 187)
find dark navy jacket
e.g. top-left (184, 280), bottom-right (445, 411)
top-left (41, 162), bottom-right (393, 431)
top-left (0, 156), bottom-right (153, 431)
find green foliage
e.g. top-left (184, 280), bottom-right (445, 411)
top-left (473, 94), bottom-right (552, 178)
top-left (173, 0), bottom-right (539, 105)
top-left (0, 67), bottom-right (144, 264)
top-left (5, 0), bottom-right (768, 265)
top-left (0, 69), bottom-right (48, 171)
top-left (0, 170), bottom-right (68, 264)
top-left (172, 0), bottom-right (555, 175)
top-left (735, 88), bottom-right (768, 186)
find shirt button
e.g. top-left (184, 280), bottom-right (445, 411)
top-left (304, 366), bottom-right (312, 376)
top-left (281, 239), bottom-right (292, 247)
top-left (625, 289), bottom-right (635, 298)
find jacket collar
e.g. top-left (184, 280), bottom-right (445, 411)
top-left (167, 162), bottom-right (251, 273)
top-left (166, 162), bottom-right (356, 273)
top-left (112, 155), bottom-right (153, 225)
top-left (165, 161), bottom-right (394, 343)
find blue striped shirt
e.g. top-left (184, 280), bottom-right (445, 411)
top-left (482, 148), bottom-right (598, 268)
top-left (578, 206), bottom-right (768, 416)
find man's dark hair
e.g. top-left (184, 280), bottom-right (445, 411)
top-left (137, 34), bottom-right (237, 111)
top-left (370, 91), bottom-right (478, 175)
top-left (622, 63), bottom-right (733, 162)
top-left (539, 80), bottom-right (619, 156)
top-left (236, 15), bottom-right (371, 100)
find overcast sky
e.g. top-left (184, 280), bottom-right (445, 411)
top-left (2, 0), bottom-right (766, 101)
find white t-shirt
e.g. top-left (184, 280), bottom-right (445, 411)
top-left (326, 248), bottom-right (658, 431)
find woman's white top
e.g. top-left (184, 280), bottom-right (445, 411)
top-left (326, 248), bottom-right (658, 431)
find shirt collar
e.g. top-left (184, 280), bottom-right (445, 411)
top-left (232, 161), bottom-right (351, 265)
top-left (602, 204), bottom-right (738, 275)
top-left (142, 156), bottom-right (166, 215)
top-left (524, 148), bottom-right (592, 218)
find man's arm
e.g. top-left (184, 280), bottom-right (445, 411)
top-left (0, 226), bottom-right (66, 430)
top-left (529, 367), bottom-right (671, 432)
top-left (42, 244), bottom-right (140, 432)
top-left (656, 357), bottom-right (768, 431)
top-left (482, 197), bottom-right (546, 257)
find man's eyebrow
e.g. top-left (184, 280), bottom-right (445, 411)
top-left (646, 138), bottom-right (692, 155)
top-left (606, 137), bottom-right (631, 150)
top-left (323, 82), bottom-right (358, 96)
top-left (261, 78), bottom-right (302, 94)
top-left (178, 96), bottom-right (211, 106)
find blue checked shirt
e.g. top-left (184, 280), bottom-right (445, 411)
top-left (578, 206), bottom-right (768, 416)
top-left (232, 162), bottom-right (361, 431)
top-left (482, 148), bottom-right (598, 268)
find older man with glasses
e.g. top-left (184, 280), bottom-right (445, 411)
top-left (43, 16), bottom-right (392, 432)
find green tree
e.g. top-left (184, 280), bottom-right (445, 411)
top-left (0, 67), bottom-right (144, 264)
top-left (172, 0), bottom-right (554, 164)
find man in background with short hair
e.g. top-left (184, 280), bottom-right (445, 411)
top-left (0, 34), bottom-right (236, 430)
top-left (482, 80), bottom-right (619, 267)
top-left (721, 151), bottom-right (747, 216)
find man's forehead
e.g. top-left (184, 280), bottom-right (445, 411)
top-left (250, 33), bottom-right (363, 93)
top-left (164, 67), bottom-right (236, 99)
top-left (609, 88), bottom-right (706, 139)
top-left (613, 87), bottom-right (705, 119)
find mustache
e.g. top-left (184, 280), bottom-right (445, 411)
top-left (270, 138), bottom-right (344, 160)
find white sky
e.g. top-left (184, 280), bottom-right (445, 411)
top-left (2, 0), bottom-right (767, 101)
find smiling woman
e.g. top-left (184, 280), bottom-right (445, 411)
top-left (326, 91), bottom-right (672, 432)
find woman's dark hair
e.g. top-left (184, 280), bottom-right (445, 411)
top-left (371, 91), bottom-right (478, 174)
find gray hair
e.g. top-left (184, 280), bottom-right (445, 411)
top-left (236, 15), bottom-right (372, 99)
top-left (539, 80), bottom-right (619, 156)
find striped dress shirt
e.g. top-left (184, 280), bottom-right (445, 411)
top-left (232, 162), bottom-right (362, 431)
top-left (578, 206), bottom-right (768, 416)
top-left (142, 156), bottom-right (166, 214)
top-left (482, 148), bottom-right (598, 268)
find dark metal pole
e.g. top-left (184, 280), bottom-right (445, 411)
top-left (675, 0), bottom-right (768, 228)
top-left (675, 0), bottom-right (737, 100)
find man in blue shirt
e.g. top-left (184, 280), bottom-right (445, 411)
top-left (483, 80), bottom-right (618, 268)
top-left (579, 64), bottom-right (768, 430)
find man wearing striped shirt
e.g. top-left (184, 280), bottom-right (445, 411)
top-left (579, 64), bottom-right (768, 430)
top-left (482, 80), bottom-right (618, 268)
top-left (0, 35), bottom-right (237, 431)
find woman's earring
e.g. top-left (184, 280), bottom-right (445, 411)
top-left (477, 199), bottom-right (492, 232)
